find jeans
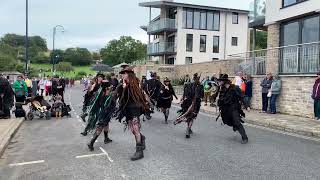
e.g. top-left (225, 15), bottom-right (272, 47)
top-left (270, 94), bottom-right (278, 113)
top-left (244, 96), bottom-right (252, 109)
top-left (314, 99), bottom-right (320, 118)
top-left (262, 93), bottom-right (268, 112)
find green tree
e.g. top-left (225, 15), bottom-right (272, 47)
top-left (250, 30), bottom-right (267, 50)
top-left (92, 52), bottom-right (101, 60)
top-left (31, 52), bottom-right (49, 64)
top-left (100, 36), bottom-right (147, 66)
top-left (0, 53), bottom-right (17, 71)
top-left (56, 62), bottom-right (74, 73)
top-left (64, 48), bottom-right (92, 66)
top-left (50, 49), bottom-right (64, 64)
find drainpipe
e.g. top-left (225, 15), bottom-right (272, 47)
top-left (223, 12), bottom-right (227, 59)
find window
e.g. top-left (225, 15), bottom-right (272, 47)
top-left (212, 58), bottom-right (219, 61)
top-left (166, 58), bottom-right (175, 65)
top-left (200, 11), bottom-right (207, 30)
top-left (186, 34), bottom-right (193, 52)
top-left (193, 10), bottom-right (200, 29)
top-left (186, 9), bottom-right (193, 29)
top-left (200, 35), bottom-right (206, 52)
top-left (232, 12), bottom-right (239, 24)
top-left (182, 8), bottom-right (220, 31)
top-left (283, 0), bottom-right (307, 7)
top-left (232, 37), bottom-right (238, 46)
top-left (185, 57), bottom-right (192, 64)
top-left (207, 12), bottom-right (213, 30)
top-left (302, 16), bottom-right (319, 43)
top-left (213, 12), bottom-right (220, 31)
top-left (213, 36), bottom-right (219, 53)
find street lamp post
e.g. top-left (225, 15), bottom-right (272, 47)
top-left (52, 25), bottom-right (65, 74)
top-left (25, 0), bottom-right (29, 75)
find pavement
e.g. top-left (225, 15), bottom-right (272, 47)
top-left (172, 95), bottom-right (320, 138)
top-left (0, 86), bottom-right (320, 179)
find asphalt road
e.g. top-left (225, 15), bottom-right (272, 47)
top-left (1, 86), bottom-right (320, 180)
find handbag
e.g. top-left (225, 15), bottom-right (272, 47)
top-left (267, 91), bottom-right (272, 98)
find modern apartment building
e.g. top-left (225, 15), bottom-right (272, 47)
top-left (249, 0), bottom-right (320, 74)
top-left (139, 0), bottom-right (249, 65)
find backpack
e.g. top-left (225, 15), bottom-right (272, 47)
top-left (15, 103), bottom-right (26, 118)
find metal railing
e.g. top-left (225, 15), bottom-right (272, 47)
top-left (228, 41), bottom-right (320, 75)
top-left (147, 42), bottom-right (175, 55)
top-left (147, 18), bottom-right (176, 33)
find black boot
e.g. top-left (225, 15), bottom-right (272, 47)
top-left (164, 112), bottom-right (168, 124)
top-left (188, 128), bottom-right (193, 134)
top-left (238, 125), bottom-right (248, 144)
top-left (141, 134), bottom-right (146, 150)
top-left (87, 133), bottom-right (99, 151)
top-left (185, 127), bottom-right (191, 139)
top-left (104, 131), bottom-right (112, 144)
top-left (130, 143), bottom-right (144, 161)
top-left (80, 113), bottom-right (87, 122)
top-left (80, 131), bottom-right (88, 136)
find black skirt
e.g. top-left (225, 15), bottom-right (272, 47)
top-left (157, 97), bottom-right (173, 109)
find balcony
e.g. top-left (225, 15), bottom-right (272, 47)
top-left (147, 18), bottom-right (177, 35)
top-left (147, 42), bottom-right (176, 56)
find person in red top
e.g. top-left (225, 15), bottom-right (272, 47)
top-left (312, 72), bottom-right (320, 120)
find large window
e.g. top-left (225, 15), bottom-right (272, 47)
top-left (183, 8), bottom-right (220, 31)
top-left (200, 35), bottom-right (207, 52)
top-left (232, 12), bottom-right (239, 24)
top-left (193, 10), bottom-right (200, 29)
top-left (283, 0), bottom-right (307, 7)
top-left (186, 9), bottom-right (193, 29)
top-left (185, 57), bottom-right (192, 64)
top-left (200, 11), bottom-right (207, 30)
top-left (186, 34), bottom-right (193, 52)
top-left (213, 36), bottom-right (219, 53)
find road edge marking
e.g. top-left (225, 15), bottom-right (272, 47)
top-left (9, 160), bottom-right (45, 167)
top-left (99, 147), bottom-right (113, 163)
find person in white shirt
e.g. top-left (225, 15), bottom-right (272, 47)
top-left (38, 78), bottom-right (46, 96)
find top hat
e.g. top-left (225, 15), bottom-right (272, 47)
top-left (163, 77), bottom-right (170, 82)
top-left (217, 74), bottom-right (230, 81)
top-left (193, 73), bottom-right (200, 80)
top-left (119, 66), bottom-right (134, 74)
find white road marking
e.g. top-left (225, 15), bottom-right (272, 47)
top-left (75, 153), bottom-right (106, 159)
top-left (99, 147), bottom-right (113, 163)
top-left (9, 160), bottom-right (45, 167)
top-left (76, 115), bottom-right (80, 118)
top-left (121, 174), bottom-right (130, 180)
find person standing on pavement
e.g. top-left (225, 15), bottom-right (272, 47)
top-left (0, 74), bottom-right (14, 119)
top-left (244, 75), bottom-right (253, 110)
top-left (174, 73), bottom-right (204, 139)
top-left (114, 66), bottom-right (149, 161)
top-left (269, 75), bottom-right (281, 114)
top-left (312, 72), bottom-right (320, 120)
top-left (44, 76), bottom-right (52, 96)
top-left (13, 75), bottom-right (28, 103)
top-left (260, 73), bottom-right (273, 113)
top-left (157, 77), bottom-right (178, 124)
top-left (38, 77), bottom-right (46, 96)
top-left (217, 74), bottom-right (248, 144)
top-left (24, 75), bottom-right (32, 97)
top-left (202, 76), bottom-right (212, 106)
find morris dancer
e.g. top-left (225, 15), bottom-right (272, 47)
top-left (145, 72), bottom-right (161, 116)
top-left (114, 66), bottom-right (149, 161)
top-left (157, 77), bottom-right (178, 124)
top-left (174, 73), bottom-right (204, 138)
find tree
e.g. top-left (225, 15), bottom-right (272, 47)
top-left (250, 30), bottom-right (267, 50)
top-left (0, 53), bottom-right (17, 71)
top-left (100, 36), bottom-right (147, 66)
top-left (31, 52), bottom-right (50, 64)
top-left (50, 49), bottom-right (64, 64)
top-left (56, 62), bottom-right (74, 73)
top-left (92, 52), bottom-right (101, 60)
top-left (0, 34), bottom-right (48, 51)
top-left (64, 48), bottom-right (92, 66)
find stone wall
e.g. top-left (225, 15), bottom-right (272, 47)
top-left (251, 75), bottom-right (315, 118)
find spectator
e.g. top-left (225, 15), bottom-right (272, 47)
top-left (24, 75), bottom-right (32, 97)
top-left (202, 76), bottom-right (212, 106)
top-left (31, 77), bottom-right (38, 96)
top-left (260, 73), bottom-right (273, 113)
top-left (269, 75), bottom-right (281, 114)
top-left (0, 74), bottom-right (14, 119)
top-left (312, 72), bottom-right (320, 120)
top-left (13, 75), bottom-right (28, 103)
top-left (233, 71), bottom-right (243, 87)
top-left (65, 78), bottom-right (70, 88)
top-left (38, 77), bottom-right (46, 96)
top-left (244, 75), bottom-right (253, 110)
top-left (45, 76), bottom-right (52, 96)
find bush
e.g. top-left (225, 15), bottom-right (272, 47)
top-left (77, 71), bottom-right (87, 77)
top-left (56, 62), bottom-right (74, 72)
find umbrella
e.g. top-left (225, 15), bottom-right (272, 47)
top-left (91, 64), bottom-right (113, 72)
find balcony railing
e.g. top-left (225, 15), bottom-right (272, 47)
top-left (228, 41), bottom-right (320, 75)
top-left (147, 42), bottom-right (175, 55)
top-left (147, 18), bottom-right (176, 34)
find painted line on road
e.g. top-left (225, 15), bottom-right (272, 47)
top-left (99, 147), bottom-right (113, 163)
top-left (120, 174), bottom-right (130, 180)
top-left (9, 160), bottom-right (45, 167)
top-left (76, 153), bottom-right (106, 159)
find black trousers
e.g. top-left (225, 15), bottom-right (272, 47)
top-left (15, 96), bottom-right (25, 103)
top-left (262, 93), bottom-right (268, 112)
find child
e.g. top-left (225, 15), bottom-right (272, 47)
top-left (53, 94), bottom-right (64, 118)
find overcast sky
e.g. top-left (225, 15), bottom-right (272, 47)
top-left (0, 0), bottom-right (251, 51)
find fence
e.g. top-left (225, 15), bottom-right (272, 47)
top-left (228, 41), bottom-right (320, 75)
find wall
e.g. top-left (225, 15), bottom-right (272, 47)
top-left (251, 75), bottom-right (316, 118)
top-left (265, 0), bottom-right (320, 24)
top-left (175, 7), bottom-right (248, 65)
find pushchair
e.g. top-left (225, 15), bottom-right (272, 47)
top-left (26, 96), bottom-right (51, 120)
